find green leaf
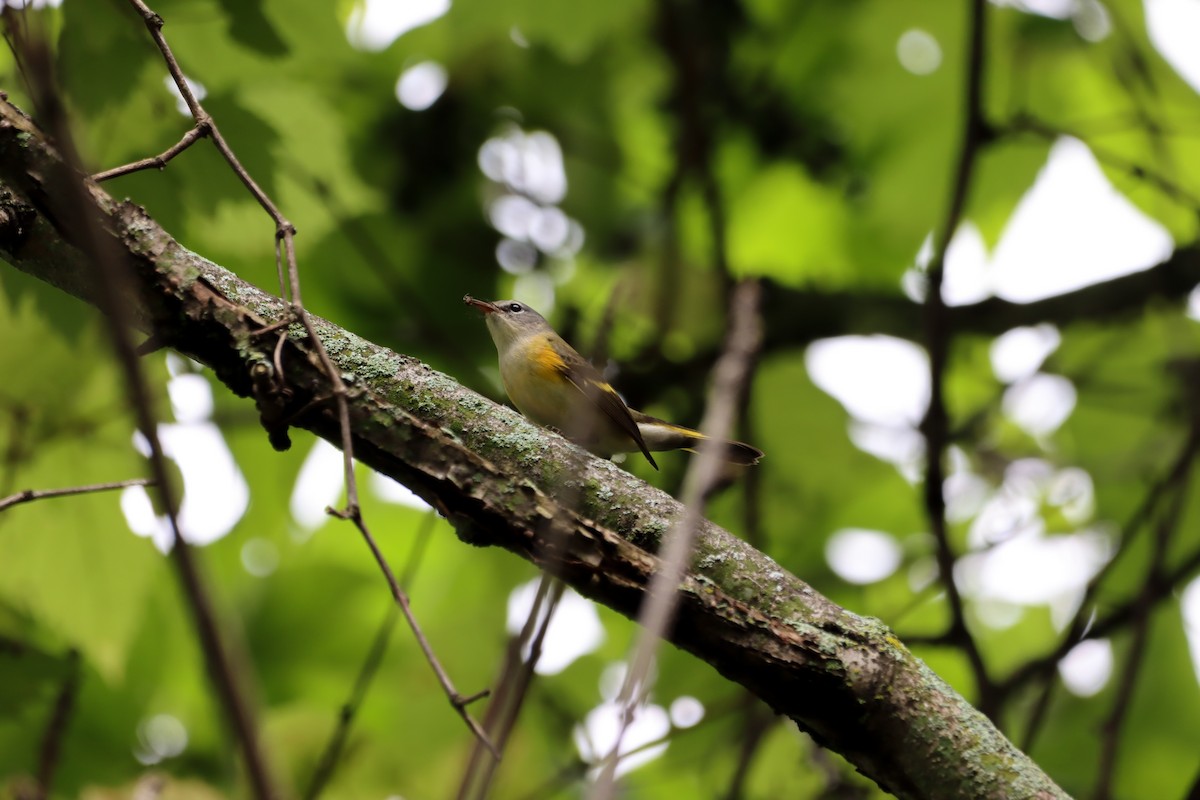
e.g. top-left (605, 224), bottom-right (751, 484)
top-left (727, 163), bottom-right (851, 285)
top-left (0, 286), bottom-right (160, 681)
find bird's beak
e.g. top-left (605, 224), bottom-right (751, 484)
top-left (463, 295), bottom-right (498, 315)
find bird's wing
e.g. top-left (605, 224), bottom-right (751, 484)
top-left (553, 345), bottom-right (659, 470)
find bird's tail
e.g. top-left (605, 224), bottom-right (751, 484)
top-left (633, 413), bottom-right (763, 466)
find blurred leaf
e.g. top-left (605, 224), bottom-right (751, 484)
top-left (215, 0), bottom-right (290, 56)
top-left (726, 162), bottom-right (852, 285)
top-left (0, 285), bottom-right (159, 681)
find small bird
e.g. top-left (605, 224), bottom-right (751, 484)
top-left (465, 295), bottom-right (763, 470)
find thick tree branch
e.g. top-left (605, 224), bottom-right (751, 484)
top-left (0, 99), bottom-right (1065, 800)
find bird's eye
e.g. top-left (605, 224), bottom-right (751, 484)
top-left (508, 303), bottom-right (523, 313)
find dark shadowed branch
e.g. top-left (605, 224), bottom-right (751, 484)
top-left (918, 0), bottom-right (996, 718)
top-left (999, 420), bottom-right (1200, 752)
top-left (33, 649), bottom-right (80, 800)
top-left (1, 16), bottom-right (280, 799)
top-left (620, 249), bottom-right (1200, 411)
top-left (105, 0), bottom-right (494, 754)
top-left (1093, 477), bottom-right (1189, 800)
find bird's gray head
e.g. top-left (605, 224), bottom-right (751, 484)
top-left (463, 295), bottom-right (553, 350)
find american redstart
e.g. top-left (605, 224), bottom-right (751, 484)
top-left (465, 295), bottom-right (763, 470)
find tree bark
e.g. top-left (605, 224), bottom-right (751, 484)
top-left (0, 98), bottom-right (1067, 800)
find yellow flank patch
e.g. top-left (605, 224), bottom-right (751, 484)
top-left (530, 336), bottom-right (567, 378)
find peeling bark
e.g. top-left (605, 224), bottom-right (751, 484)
top-left (0, 100), bottom-right (1067, 800)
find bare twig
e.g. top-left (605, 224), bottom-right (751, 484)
top-left (34, 649), bottom-right (80, 800)
top-left (588, 279), bottom-right (763, 799)
top-left (1093, 480), bottom-right (1189, 800)
top-left (3, 14), bottom-right (280, 799)
top-left (304, 511), bottom-right (437, 800)
top-left (918, 0), bottom-right (997, 718)
top-left (619, 247), bottom-right (1200, 410)
top-left (587, 16), bottom-right (763, 787)
top-left (809, 745), bottom-right (873, 800)
top-left (1018, 677), bottom-right (1058, 754)
top-left (329, 504), bottom-right (497, 756)
top-left (123, 0), bottom-right (294, 246)
top-left (721, 698), bottom-right (776, 800)
top-left (0, 477), bottom-right (153, 512)
top-left (1002, 423), bottom-right (1200, 745)
top-left (91, 122), bottom-right (209, 182)
top-left (303, 607), bottom-right (397, 800)
top-left (458, 576), bottom-right (566, 800)
top-left (1017, 531), bottom-right (1200, 753)
top-left (279, 164), bottom-right (483, 380)
top-left (1092, 613), bottom-right (1151, 800)
top-left (521, 697), bottom-right (744, 800)
top-left (117, 0), bottom-right (494, 752)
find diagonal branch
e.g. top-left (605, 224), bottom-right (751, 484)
top-left (34, 649), bottom-right (80, 800)
top-left (2, 23), bottom-right (280, 800)
top-left (0, 97), bottom-right (1067, 800)
top-left (109, 0), bottom-right (493, 752)
top-left (918, 0), bottom-right (996, 717)
top-left (91, 122), bottom-right (209, 183)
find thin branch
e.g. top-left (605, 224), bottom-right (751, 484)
top-left (1018, 533), bottom-right (1200, 755)
top-left (721, 698), bottom-right (776, 800)
top-left (587, 9), bottom-right (764, 790)
top-left (1092, 610), bottom-right (1151, 800)
top-left (329, 504), bottom-right (497, 756)
top-left (809, 744), bottom-right (874, 800)
top-left (91, 122), bottom-right (209, 183)
top-left (304, 609), bottom-right (396, 800)
top-left (918, 0), bottom-right (996, 718)
top-left (458, 576), bottom-right (566, 800)
top-left (304, 511), bottom-right (437, 800)
top-left (1018, 677), bottom-right (1058, 754)
top-left (278, 164), bottom-right (483, 380)
top-left (521, 697), bottom-right (746, 800)
top-left (1000, 422), bottom-right (1200, 714)
top-left (34, 649), bottom-right (80, 800)
top-left (123, 0), bottom-right (293, 242)
top-left (1093, 481), bottom-right (1189, 800)
top-left (588, 279), bottom-right (764, 800)
top-left (0, 477), bottom-right (153, 512)
top-left (620, 247), bottom-right (1200, 410)
top-left (119, 0), bottom-right (494, 753)
top-left (5, 19), bottom-right (280, 799)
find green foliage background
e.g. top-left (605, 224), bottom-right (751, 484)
top-left (1, 0), bottom-right (1199, 797)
